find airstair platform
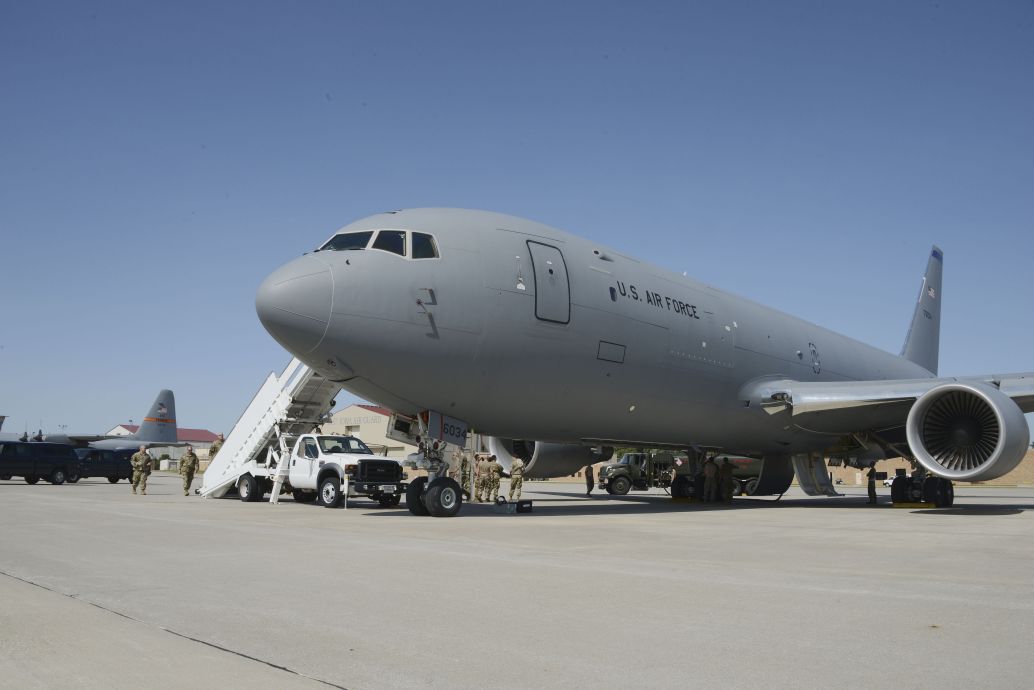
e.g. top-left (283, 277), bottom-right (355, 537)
top-left (200, 358), bottom-right (340, 498)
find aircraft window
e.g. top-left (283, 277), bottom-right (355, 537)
top-left (372, 230), bottom-right (406, 257)
top-left (320, 231), bottom-right (373, 252)
top-left (412, 232), bottom-right (439, 259)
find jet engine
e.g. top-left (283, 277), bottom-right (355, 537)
top-left (906, 382), bottom-right (1029, 481)
top-left (487, 438), bottom-right (612, 478)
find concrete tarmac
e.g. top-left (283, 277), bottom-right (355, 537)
top-left (2, 474), bottom-right (1033, 689)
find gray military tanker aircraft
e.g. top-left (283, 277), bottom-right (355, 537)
top-left (255, 208), bottom-right (1033, 516)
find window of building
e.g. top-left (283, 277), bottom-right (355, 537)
top-left (372, 230), bottom-right (406, 257)
top-left (320, 231), bottom-right (374, 252)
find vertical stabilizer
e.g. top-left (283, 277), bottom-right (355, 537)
top-left (131, 390), bottom-right (179, 444)
top-left (901, 247), bottom-right (943, 375)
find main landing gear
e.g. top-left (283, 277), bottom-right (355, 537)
top-left (890, 473), bottom-right (954, 508)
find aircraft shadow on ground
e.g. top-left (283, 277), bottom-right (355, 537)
top-left (358, 492), bottom-right (1034, 518)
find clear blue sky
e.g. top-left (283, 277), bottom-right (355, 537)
top-left (1, 0), bottom-right (1031, 435)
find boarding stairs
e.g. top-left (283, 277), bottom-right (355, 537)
top-left (199, 358), bottom-right (340, 500)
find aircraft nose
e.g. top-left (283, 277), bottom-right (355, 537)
top-left (256, 256), bottom-right (333, 354)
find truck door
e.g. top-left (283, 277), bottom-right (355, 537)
top-left (291, 436), bottom-right (320, 489)
top-left (526, 241), bottom-right (570, 324)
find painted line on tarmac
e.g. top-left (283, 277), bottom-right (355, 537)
top-left (0, 569), bottom-right (348, 690)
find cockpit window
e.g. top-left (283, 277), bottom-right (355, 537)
top-left (412, 232), bottom-right (439, 259)
top-left (320, 231), bottom-right (373, 252)
top-left (372, 230), bottom-right (406, 257)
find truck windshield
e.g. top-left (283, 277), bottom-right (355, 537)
top-left (318, 436), bottom-right (373, 455)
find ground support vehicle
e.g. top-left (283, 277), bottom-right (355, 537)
top-left (0, 442), bottom-right (80, 484)
top-left (598, 452), bottom-right (675, 495)
top-left (74, 448), bottom-right (134, 483)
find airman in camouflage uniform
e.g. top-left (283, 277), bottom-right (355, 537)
top-left (208, 433), bottom-right (224, 461)
top-left (130, 445), bottom-right (152, 495)
top-left (180, 445), bottom-right (200, 496)
top-left (487, 454), bottom-right (503, 502)
top-left (458, 452), bottom-right (471, 500)
top-left (474, 455), bottom-right (486, 502)
top-left (508, 457), bottom-right (525, 501)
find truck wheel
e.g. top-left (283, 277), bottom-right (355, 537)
top-left (25, 475), bottom-right (39, 485)
top-left (406, 477), bottom-right (430, 516)
top-left (67, 470), bottom-right (80, 483)
top-left (238, 474), bottom-right (259, 502)
top-left (610, 476), bottom-right (631, 495)
top-left (108, 476), bottom-right (120, 484)
top-left (49, 468), bottom-right (67, 485)
top-left (425, 478), bottom-right (462, 517)
top-left (319, 476), bottom-right (342, 508)
top-left (377, 494), bottom-right (401, 508)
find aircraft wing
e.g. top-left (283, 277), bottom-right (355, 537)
top-left (750, 372), bottom-right (1034, 435)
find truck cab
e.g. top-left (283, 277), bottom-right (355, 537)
top-left (284, 434), bottom-right (406, 508)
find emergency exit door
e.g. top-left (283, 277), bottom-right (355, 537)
top-left (527, 241), bottom-right (570, 324)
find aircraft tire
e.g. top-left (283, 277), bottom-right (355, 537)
top-left (377, 494), bottom-right (401, 508)
top-left (425, 478), bottom-right (462, 518)
top-left (318, 476), bottom-right (342, 508)
top-left (610, 476), bottom-right (631, 495)
top-left (921, 476), bottom-right (941, 504)
top-left (107, 476), bottom-right (120, 484)
top-left (890, 476), bottom-right (908, 503)
top-left (406, 477), bottom-right (430, 516)
top-left (744, 477), bottom-right (760, 496)
top-left (25, 475), bottom-right (39, 485)
top-left (238, 474), bottom-right (259, 503)
top-left (935, 478), bottom-right (954, 508)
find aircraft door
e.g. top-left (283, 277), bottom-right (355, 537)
top-left (526, 241), bottom-right (570, 324)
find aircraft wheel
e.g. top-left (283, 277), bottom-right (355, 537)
top-left (425, 478), bottom-right (462, 518)
top-left (890, 475), bottom-right (908, 503)
top-left (108, 476), bottom-right (120, 484)
top-left (377, 494), bottom-right (401, 508)
top-left (744, 477), bottom-right (759, 496)
top-left (406, 477), bottom-right (430, 516)
top-left (238, 474), bottom-right (259, 502)
top-left (610, 476), bottom-right (631, 495)
top-left (25, 475), bottom-right (39, 485)
top-left (921, 476), bottom-right (941, 504)
top-left (318, 476), bottom-right (342, 508)
top-left (935, 478), bottom-right (954, 508)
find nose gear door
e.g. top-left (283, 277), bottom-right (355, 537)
top-left (526, 241), bottom-right (570, 324)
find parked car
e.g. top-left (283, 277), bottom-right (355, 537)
top-left (74, 448), bottom-right (135, 483)
top-left (0, 441), bottom-right (80, 484)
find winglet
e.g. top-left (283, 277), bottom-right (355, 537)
top-left (901, 246), bottom-right (943, 375)
top-left (130, 390), bottom-right (178, 444)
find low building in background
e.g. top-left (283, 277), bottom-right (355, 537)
top-left (322, 404), bottom-right (415, 458)
top-left (106, 424), bottom-right (220, 464)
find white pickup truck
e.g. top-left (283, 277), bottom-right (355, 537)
top-left (235, 434), bottom-right (407, 508)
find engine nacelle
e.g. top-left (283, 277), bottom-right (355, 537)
top-left (487, 438), bottom-right (612, 478)
top-left (906, 382), bottom-right (1030, 481)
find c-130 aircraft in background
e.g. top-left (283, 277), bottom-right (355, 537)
top-left (255, 208), bottom-right (1033, 517)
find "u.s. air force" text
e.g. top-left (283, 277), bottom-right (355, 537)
top-left (614, 281), bottom-right (700, 319)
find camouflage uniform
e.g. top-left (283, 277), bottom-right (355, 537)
top-left (130, 451), bottom-right (152, 495)
top-left (488, 458), bottom-right (503, 502)
top-left (459, 455), bottom-right (471, 500)
top-left (209, 437), bottom-right (224, 460)
top-left (474, 457), bottom-right (486, 502)
top-left (508, 458), bottom-right (525, 501)
top-left (719, 458), bottom-right (734, 503)
top-left (179, 449), bottom-right (199, 496)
